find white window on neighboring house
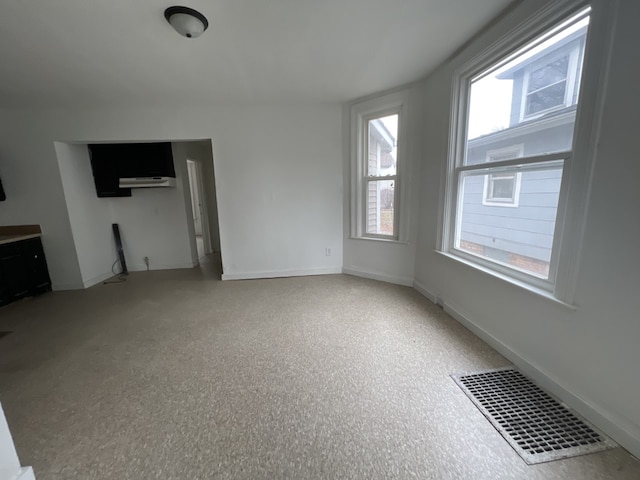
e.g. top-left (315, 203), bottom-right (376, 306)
top-left (350, 91), bottom-right (407, 241)
top-left (441, 4), bottom-right (598, 299)
top-left (522, 46), bottom-right (581, 119)
top-left (483, 145), bottom-right (524, 207)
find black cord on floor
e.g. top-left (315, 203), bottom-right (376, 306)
top-left (103, 258), bottom-right (128, 284)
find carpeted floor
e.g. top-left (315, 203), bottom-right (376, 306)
top-left (0, 255), bottom-right (638, 479)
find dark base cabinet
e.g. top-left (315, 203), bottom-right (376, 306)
top-left (0, 237), bottom-right (51, 306)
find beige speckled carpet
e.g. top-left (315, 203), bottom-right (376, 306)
top-left (0, 255), bottom-right (638, 479)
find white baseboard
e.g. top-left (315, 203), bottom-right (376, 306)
top-left (342, 267), bottom-right (414, 287)
top-left (82, 271), bottom-right (115, 289)
top-left (126, 261), bottom-right (199, 272)
top-left (74, 261), bottom-right (200, 289)
top-left (51, 281), bottom-right (85, 291)
top-left (222, 266), bottom-right (342, 281)
top-left (412, 282), bottom-right (640, 460)
top-left (412, 280), bottom-right (437, 303)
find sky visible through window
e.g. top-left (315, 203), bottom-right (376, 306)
top-left (380, 114), bottom-right (397, 162)
top-left (467, 12), bottom-right (590, 140)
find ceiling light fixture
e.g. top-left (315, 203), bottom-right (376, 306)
top-left (164, 6), bottom-right (209, 38)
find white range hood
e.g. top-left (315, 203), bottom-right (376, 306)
top-left (119, 177), bottom-right (177, 188)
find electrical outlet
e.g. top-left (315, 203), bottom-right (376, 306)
top-left (325, 248), bottom-right (331, 256)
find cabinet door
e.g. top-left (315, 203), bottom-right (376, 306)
top-left (0, 244), bottom-right (30, 299)
top-left (21, 238), bottom-right (51, 293)
top-left (89, 144), bottom-right (132, 198)
top-left (0, 265), bottom-right (10, 305)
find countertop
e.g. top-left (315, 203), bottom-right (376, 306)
top-left (0, 225), bottom-right (43, 246)
top-left (0, 233), bottom-right (42, 245)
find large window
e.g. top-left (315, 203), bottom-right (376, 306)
top-left (443, 6), bottom-right (591, 291)
top-left (351, 92), bottom-right (407, 241)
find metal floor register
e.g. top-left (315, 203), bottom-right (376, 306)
top-left (452, 367), bottom-right (616, 464)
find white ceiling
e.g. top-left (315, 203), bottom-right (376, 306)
top-left (0, 0), bottom-right (513, 108)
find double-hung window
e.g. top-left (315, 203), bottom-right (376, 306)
top-left (351, 92), bottom-right (407, 241)
top-left (442, 5), bottom-right (592, 293)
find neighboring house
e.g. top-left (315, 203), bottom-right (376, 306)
top-left (367, 118), bottom-right (396, 235)
top-left (460, 26), bottom-right (587, 277)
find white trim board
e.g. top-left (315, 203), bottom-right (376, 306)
top-left (342, 267), bottom-right (414, 287)
top-left (127, 261), bottom-right (199, 272)
top-left (412, 281), bottom-right (640, 460)
top-left (222, 267), bottom-right (342, 281)
top-left (82, 271), bottom-right (116, 289)
top-left (412, 280), bottom-right (438, 303)
top-left (51, 281), bottom-right (85, 291)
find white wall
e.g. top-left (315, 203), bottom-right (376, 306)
top-left (342, 84), bottom-right (424, 286)
top-left (414, 0), bottom-right (640, 458)
top-left (0, 127), bottom-right (83, 290)
top-left (56, 142), bottom-right (114, 287)
top-left (0, 105), bottom-right (343, 288)
top-left (0, 403), bottom-right (34, 480)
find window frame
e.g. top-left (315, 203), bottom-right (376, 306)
top-left (350, 91), bottom-right (409, 242)
top-left (363, 113), bottom-right (399, 238)
top-left (439, 0), bottom-right (613, 303)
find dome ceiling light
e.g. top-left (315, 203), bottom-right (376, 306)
top-left (164, 6), bottom-right (209, 38)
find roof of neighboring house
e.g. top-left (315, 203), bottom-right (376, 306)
top-left (467, 104), bottom-right (577, 148)
top-left (370, 118), bottom-right (395, 151)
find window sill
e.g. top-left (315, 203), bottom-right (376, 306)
top-left (348, 236), bottom-right (409, 245)
top-left (435, 250), bottom-right (576, 311)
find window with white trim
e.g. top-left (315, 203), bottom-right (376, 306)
top-left (443, 6), bottom-right (591, 290)
top-left (351, 92), bottom-right (407, 241)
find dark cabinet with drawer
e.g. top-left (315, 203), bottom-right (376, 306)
top-left (0, 237), bottom-right (51, 306)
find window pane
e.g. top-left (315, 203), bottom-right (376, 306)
top-left (366, 179), bottom-right (394, 236)
top-left (527, 56), bottom-right (569, 92)
top-left (526, 81), bottom-right (567, 116)
top-left (488, 174), bottom-right (516, 200)
top-left (464, 13), bottom-right (589, 165)
top-left (456, 165), bottom-right (563, 279)
top-left (367, 114), bottom-right (398, 176)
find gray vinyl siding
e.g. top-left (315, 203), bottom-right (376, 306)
top-left (462, 122), bottom-right (570, 262)
top-left (461, 170), bottom-right (561, 261)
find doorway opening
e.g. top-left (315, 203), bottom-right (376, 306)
top-left (182, 140), bottom-right (222, 276)
top-left (187, 159), bottom-right (206, 259)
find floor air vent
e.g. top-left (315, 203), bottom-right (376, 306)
top-left (452, 367), bottom-right (616, 464)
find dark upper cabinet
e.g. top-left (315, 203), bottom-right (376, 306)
top-left (88, 142), bottom-right (175, 198)
top-left (0, 176), bottom-right (6, 201)
top-left (117, 143), bottom-right (175, 178)
top-left (89, 144), bottom-right (132, 198)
